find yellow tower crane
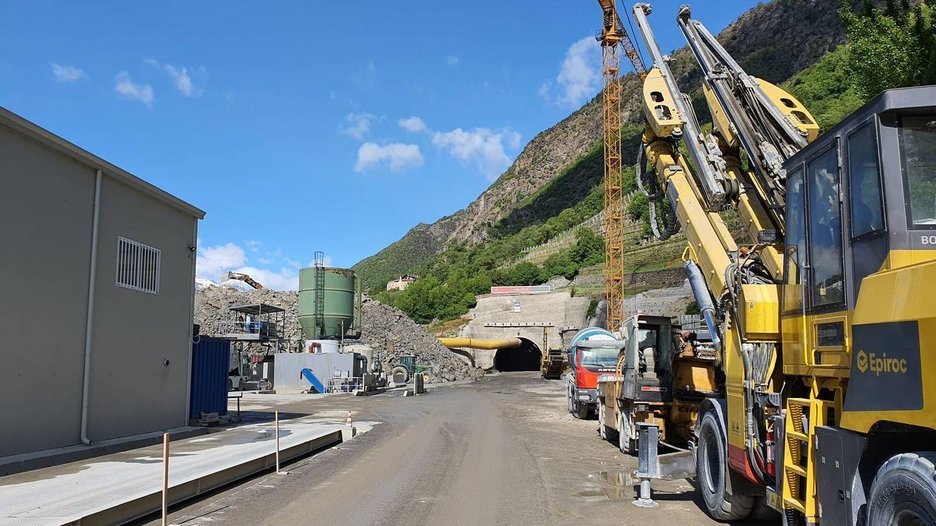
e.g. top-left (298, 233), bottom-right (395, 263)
top-left (596, 0), bottom-right (645, 332)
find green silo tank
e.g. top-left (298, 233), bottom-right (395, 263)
top-left (298, 266), bottom-right (362, 340)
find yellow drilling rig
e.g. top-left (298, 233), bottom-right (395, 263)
top-left (595, 2), bottom-right (936, 524)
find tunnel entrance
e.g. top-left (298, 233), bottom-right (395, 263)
top-left (493, 338), bottom-right (542, 372)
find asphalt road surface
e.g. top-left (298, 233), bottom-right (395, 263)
top-left (139, 373), bottom-right (764, 526)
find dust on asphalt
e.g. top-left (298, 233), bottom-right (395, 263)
top-left (138, 373), bottom-right (760, 525)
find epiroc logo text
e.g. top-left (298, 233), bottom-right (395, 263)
top-left (855, 350), bottom-right (908, 376)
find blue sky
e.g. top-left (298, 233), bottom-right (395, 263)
top-left (0, 1), bottom-right (761, 289)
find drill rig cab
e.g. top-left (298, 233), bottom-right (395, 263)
top-left (773, 86), bottom-right (936, 525)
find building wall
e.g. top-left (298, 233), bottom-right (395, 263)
top-left (86, 177), bottom-right (196, 440)
top-left (0, 125), bottom-right (94, 456)
top-left (0, 121), bottom-right (199, 458)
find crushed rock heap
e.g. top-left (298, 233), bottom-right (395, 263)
top-left (193, 284), bottom-right (481, 382)
top-left (360, 299), bottom-right (483, 382)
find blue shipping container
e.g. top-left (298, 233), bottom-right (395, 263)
top-left (190, 337), bottom-right (231, 420)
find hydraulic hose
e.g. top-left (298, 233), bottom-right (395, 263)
top-left (684, 259), bottom-right (721, 350)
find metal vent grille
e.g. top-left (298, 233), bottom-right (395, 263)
top-left (116, 237), bottom-right (160, 294)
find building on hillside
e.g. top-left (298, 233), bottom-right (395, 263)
top-left (386, 274), bottom-right (418, 291)
top-left (0, 106), bottom-right (205, 461)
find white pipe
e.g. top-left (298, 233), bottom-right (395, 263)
top-left (80, 169), bottom-right (102, 445)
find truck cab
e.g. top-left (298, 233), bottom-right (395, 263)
top-left (597, 314), bottom-right (718, 453)
top-left (565, 327), bottom-right (622, 419)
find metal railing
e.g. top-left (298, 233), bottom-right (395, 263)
top-left (325, 376), bottom-right (363, 394)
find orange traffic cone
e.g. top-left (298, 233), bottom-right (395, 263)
top-left (346, 410), bottom-right (353, 427)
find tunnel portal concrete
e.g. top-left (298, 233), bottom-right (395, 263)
top-left (493, 338), bottom-right (542, 372)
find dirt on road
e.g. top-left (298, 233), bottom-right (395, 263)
top-left (140, 374), bottom-right (763, 526)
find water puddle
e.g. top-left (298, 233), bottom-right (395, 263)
top-left (579, 468), bottom-right (636, 502)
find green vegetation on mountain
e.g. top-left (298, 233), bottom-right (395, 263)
top-left (839, 0), bottom-right (936, 99)
top-left (377, 144), bottom-right (635, 323)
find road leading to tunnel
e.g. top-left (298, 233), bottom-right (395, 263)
top-left (147, 374), bottom-right (760, 526)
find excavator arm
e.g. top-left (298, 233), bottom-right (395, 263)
top-left (225, 271), bottom-right (264, 290)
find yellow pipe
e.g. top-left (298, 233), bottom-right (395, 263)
top-left (438, 337), bottom-right (523, 350)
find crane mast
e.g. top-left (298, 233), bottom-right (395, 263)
top-left (596, 0), bottom-right (632, 333)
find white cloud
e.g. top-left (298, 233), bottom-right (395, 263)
top-left (398, 116), bottom-right (427, 133)
top-left (196, 243), bottom-right (247, 280)
top-left (145, 59), bottom-right (205, 96)
top-left (244, 240), bottom-right (262, 253)
top-left (447, 55), bottom-right (459, 66)
top-left (230, 266), bottom-right (299, 291)
top-left (431, 127), bottom-right (521, 180)
top-left (50, 63), bottom-right (87, 83)
top-left (195, 242), bottom-right (300, 291)
top-left (165, 64), bottom-right (199, 96)
top-left (351, 61), bottom-right (377, 90)
top-left (307, 256), bottom-right (333, 267)
top-left (547, 36), bottom-right (601, 108)
top-left (340, 112), bottom-right (376, 140)
top-left (114, 72), bottom-right (154, 107)
top-left (355, 142), bottom-right (423, 172)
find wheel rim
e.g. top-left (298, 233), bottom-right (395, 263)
top-left (893, 504), bottom-right (935, 526)
top-left (701, 427), bottom-right (720, 495)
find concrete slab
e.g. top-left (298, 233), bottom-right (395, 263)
top-left (0, 418), bottom-right (351, 526)
top-left (0, 427), bottom-right (207, 477)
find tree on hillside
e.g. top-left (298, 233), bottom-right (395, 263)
top-left (839, 0), bottom-right (936, 99)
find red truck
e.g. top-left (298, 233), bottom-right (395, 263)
top-left (565, 327), bottom-right (623, 419)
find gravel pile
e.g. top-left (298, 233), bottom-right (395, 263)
top-left (360, 299), bottom-right (483, 382)
top-left (194, 285), bottom-right (301, 348)
top-left (194, 284), bottom-right (482, 382)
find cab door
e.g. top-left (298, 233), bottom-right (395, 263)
top-left (782, 143), bottom-right (852, 372)
top-left (781, 165), bottom-right (810, 372)
top-left (803, 143), bottom-right (850, 370)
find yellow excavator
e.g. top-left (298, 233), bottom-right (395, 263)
top-left (602, 3), bottom-right (936, 524)
top-left (225, 271), bottom-right (264, 290)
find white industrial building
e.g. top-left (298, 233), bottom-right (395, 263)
top-left (0, 107), bottom-right (205, 459)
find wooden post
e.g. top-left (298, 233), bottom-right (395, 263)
top-left (162, 433), bottom-right (169, 526)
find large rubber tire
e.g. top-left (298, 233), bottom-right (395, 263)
top-left (567, 385), bottom-right (574, 414)
top-left (598, 401), bottom-right (618, 441)
top-left (619, 410), bottom-right (636, 455)
top-left (574, 401), bottom-right (589, 419)
top-left (696, 410), bottom-right (754, 521)
top-left (748, 497), bottom-right (780, 522)
top-left (867, 452), bottom-right (936, 526)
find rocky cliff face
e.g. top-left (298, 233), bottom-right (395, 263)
top-left (354, 0), bottom-right (847, 292)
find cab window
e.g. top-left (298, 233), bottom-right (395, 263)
top-left (579, 348), bottom-right (619, 368)
top-left (807, 145), bottom-right (845, 308)
top-left (847, 123), bottom-right (885, 238)
top-left (783, 166), bottom-right (806, 313)
top-left (900, 116), bottom-right (936, 227)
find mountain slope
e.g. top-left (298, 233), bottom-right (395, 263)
top-left (354, 0), bottom-right (848, 293)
